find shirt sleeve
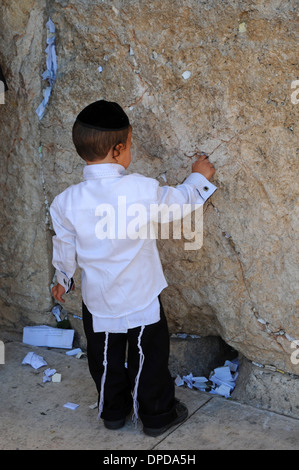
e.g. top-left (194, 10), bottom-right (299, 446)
top-left (50, 197), bottom-right (77, 293)
top-left (156, 172), bottom-right (217, 212)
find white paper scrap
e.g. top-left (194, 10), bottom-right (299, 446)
top-left (210, 383), bottom-right (231, 398)
top-left (52, 373), bottom-right (62, 383)
top-left (182, 71), bottom-right (191, 80)
top-left (64, 402), bottom-right (79, 410)
top-left (193, 376), bottom-right (209, 383)
top-left (89, 402), bottom-right (98, 410)
top-left (211, 365), bottom-right (234, 382)
top-left (76, 351), bottom-right (86, 359)
top-left (43, 368), bottom-right (56, 382)
top-left (46, 17), bottom-right (56, 34)
top-left (22, 352), bottom-right (48, 370)
top-left (210, 366), bottom-right (236, 391)
top-left (160, 172), bottom-right (167, 183)
top-left (176, 373), bottom-right (210, 390)
top-left (175, 375), bottom-right (184, 387)
top-left (23, 325), bottom-right (74, 349)
top-left (66, 348), bottom-right (82, 356)
top-left (52, 304), bottom-right (62, 322)
top-left (210, 376), bottom-right (235, 390)
top-left (238, 22), bottom-right (247, 33)
top-left (224, 360), bottom-right (238, 372)
top-left (182, 373), bottom-right (194, 389)
top-left (192, 377), bottom-right (209, 390)
top-left (209, 361), bottom-right (239, 397)
top-left (35, 17), bottom-right (57, 120)
top-left (193, 382), bottom-right (209, 391)
top-left (175, 358), bottom-right (239, 398)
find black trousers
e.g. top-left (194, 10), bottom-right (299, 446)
top-left (82, 299), bottom-right (177, 428)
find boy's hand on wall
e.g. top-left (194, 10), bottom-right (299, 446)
top-left (192, 153), bottom-right (215, 180)
top-left (52, 283), bottom-right (66, 303)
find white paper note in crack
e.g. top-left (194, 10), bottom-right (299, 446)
top-left (35, 17), bottom-right (57, 120)
top-left (212, 365), bottom-right (234, 382)
top-left (209, 365), bottom-right (237, 391)
top-left (210, 383), bottom-right (232, 398)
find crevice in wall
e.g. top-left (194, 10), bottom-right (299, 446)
top-left (169, 333), bottom-right (239, 398)
top-left (251, 306), bottom-right (296, 351)
top-left (38, 144), bottom-right (52, 230)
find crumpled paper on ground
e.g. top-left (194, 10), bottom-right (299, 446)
top-left (22, 351), bottom-right (48, 370)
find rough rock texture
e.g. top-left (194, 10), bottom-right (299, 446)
top-left (168, 335), bottom-right (237, 378)
top-left (0, 0), bottom-right (298, 387)
top-left (232, 355), bottom-right (299, 419)
top-left (0, 0), bottom-right (51, 329)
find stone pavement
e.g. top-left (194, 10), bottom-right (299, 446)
top-left (1, 334), bottom-right (298, 451)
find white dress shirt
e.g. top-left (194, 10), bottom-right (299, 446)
top-left (50, 163), bottom-right (217, 332)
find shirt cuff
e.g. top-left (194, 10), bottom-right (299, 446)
top-left (184, 173), bottom-right (218, 201)
top-left (56, 270), bottom-right (74, 294)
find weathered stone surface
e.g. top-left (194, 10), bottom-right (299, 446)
top-left (232, 355), bottom-right (299, 419)
top-left (0, 0), bottom-right (298, 383)
top-left (0, 0), bottom-right (53, 329)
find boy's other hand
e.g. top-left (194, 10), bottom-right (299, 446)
top-left (192, 153), bottom-right (215, 180)
top-left (52, 283), bottom-right (66, 303)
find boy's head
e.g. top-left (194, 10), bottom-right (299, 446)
top-left (72, 100), bottom-right (131, 165)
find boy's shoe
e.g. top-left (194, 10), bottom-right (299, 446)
top-left (104, 417), bottom-right (126, 430)
top-left (143, 401), bottom-right (188, 437)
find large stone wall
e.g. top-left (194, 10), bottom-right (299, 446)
top-left (0, 0), bottom-right (298, 377)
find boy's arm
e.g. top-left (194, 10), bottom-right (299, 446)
top-left (50, 197), bottom-right (77, 301)
top-left (157, 153), bottom-right (217, 207)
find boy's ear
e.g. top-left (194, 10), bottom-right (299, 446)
top-left (113, 142), bottom-right (125, 158)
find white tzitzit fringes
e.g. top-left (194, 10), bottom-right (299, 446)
top-left (98, 331), bottom-right (109, 419)
top-left (132, 325), bottom-right (145, 427)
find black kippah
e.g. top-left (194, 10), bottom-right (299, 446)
top-left (75, 100), bottom-right (130, 131)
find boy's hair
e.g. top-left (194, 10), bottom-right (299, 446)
top-left (72, 121), bottom-right (131, 161)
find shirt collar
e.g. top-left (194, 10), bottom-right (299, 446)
top-left (83, 163), bottom-right (126, 180)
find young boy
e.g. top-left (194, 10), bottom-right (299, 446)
top-left (50, 100), bottom-right (216, 437)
